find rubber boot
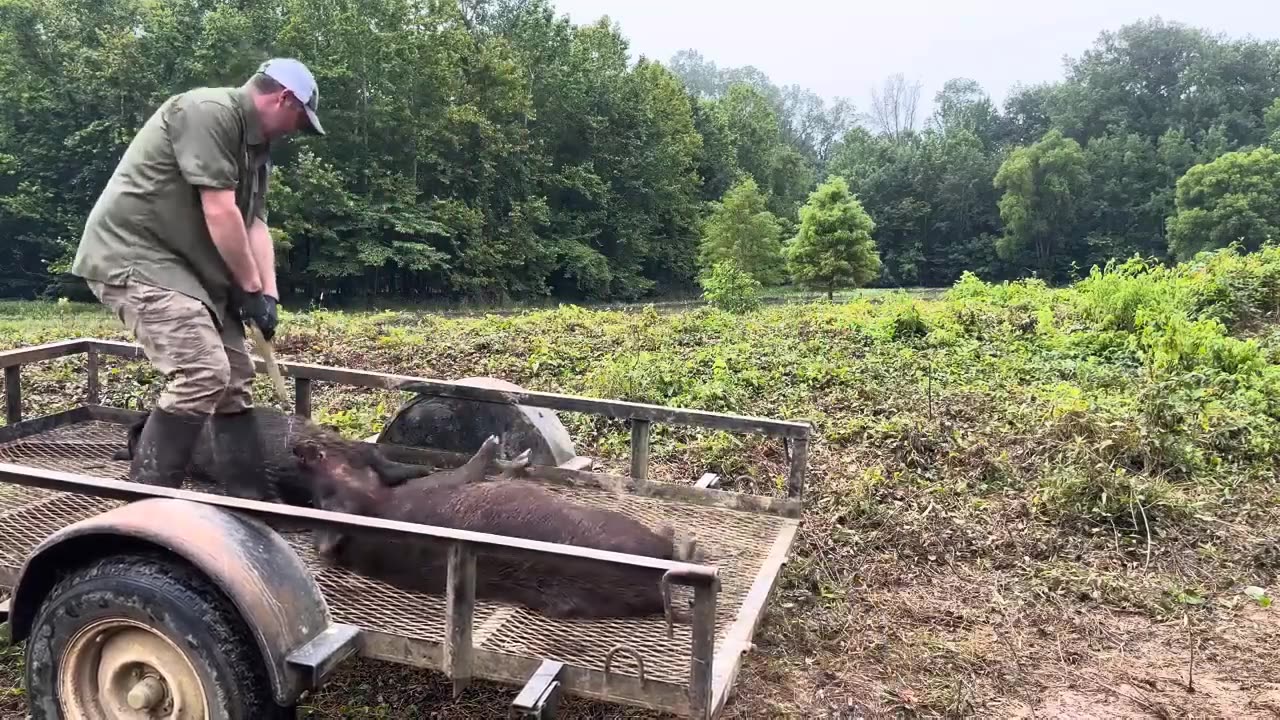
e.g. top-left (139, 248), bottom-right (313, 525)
top-left (208, 409), bottom-right (273, 502)
top-left (128, 408), bottom-right (206, 488)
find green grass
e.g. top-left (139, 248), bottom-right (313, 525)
top-left (0, 246), bottom-right (1277, 717)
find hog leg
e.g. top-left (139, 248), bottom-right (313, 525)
top-left (369, 455), bottom-right (439, 485)
top-left (496, 448), bottom-right (532, 478)
top-left (111, 412), bottom-right (151, 461)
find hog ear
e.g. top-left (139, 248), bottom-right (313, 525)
top-left (293, 440), bottom-right (326, 466)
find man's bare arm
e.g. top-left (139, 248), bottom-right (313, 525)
top-left (199, 188), bottom-right (261, 293)
top-left (246, 217), bottom-right (278, 299)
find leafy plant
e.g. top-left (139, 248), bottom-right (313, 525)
top-left (699, 261), bottom-right (763, 314)
top-left (697, 177), bottom-right (787, 285)
top-left (1167, 148), bottom-right (1280, 261)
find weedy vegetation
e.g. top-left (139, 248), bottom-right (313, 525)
top-left (0, 246), bottom-right (1277, 717)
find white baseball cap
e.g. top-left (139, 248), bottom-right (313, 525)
top-left (257, 58), bottom-right (324, 135)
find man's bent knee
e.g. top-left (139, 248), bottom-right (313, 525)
top-left (119, 284), bottom-right (231, 415)
top-left (214, 378), bottom-right (254, 415)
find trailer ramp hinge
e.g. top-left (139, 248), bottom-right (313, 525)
top-left (284, 623), bottom-right (362, 690)
top-left (509, 659), bottom-right (565, 719)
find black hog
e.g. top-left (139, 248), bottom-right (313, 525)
top-left (111, 407), bottom-right (510, 506)
top-left (294, 436), bottom-right (702, 620)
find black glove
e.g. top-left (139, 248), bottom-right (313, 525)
top-left (237, 291), bottom-right (279, 342)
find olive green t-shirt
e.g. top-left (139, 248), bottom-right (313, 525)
top-left (71, 86), bottom-right (272, 327)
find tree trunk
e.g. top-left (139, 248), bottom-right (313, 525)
top-left (827, 281), bottom-right (834, 302)
top-left (1036, 236), bottom-right (1052, 281)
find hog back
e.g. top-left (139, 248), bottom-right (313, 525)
top-left (319, 479), bottom-right (677, 619)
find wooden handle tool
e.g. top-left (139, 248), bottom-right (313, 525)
top-left (247, 323), bottom-right (291, 408)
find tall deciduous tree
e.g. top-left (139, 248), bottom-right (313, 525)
top-left (1266, 99), bottom-right (1280, 149)
top-left (698, 178), bottom-right (785, 285)
top-left (868, 73), bottom-right (922, 143)
top-left (785, 177), bottom-right (881, 300)
top-left (1166, 147), bottom-right (1280, 260)
top-left (993, 130), bottom-right (1090, 280)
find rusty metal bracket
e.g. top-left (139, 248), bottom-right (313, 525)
top-left (660, 570), bottom-right (683, 639)
top-left (603, 645), bottom-right (647, 688)
top-left (285, 623), bottom-right (361, 689)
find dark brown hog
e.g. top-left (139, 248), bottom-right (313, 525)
top-left (294, 436), bottom-right (702, 620)
top-left (111, 407), bottom-right (489, 506)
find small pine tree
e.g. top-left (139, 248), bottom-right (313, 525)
top-left (785, 176), bottom-right (882, 300)
top-left (698, 177), bottom-right (787, 286)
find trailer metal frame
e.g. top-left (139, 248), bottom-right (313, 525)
top-left (0, 338), bottom-right (810, 718)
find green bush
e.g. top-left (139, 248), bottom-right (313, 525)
top-left (699, 261), bottom-right (763, 314)
top-left (889, 300), bottom-right (929, 341)
top-left (1181, 244), bottom-right (1280, 330)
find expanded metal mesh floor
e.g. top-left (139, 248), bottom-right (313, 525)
top-left (0, 419), bottom-right (792, 688)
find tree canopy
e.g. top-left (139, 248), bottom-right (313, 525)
top-left (993, 130), bottom-right (1090, 278)
top-left (1, 6), bottom-right (1279, 304)
top-left (1166, 147), bottom-right (1280, 261)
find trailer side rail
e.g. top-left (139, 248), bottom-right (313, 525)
top-left (0, 338), bottom-right (813, 498)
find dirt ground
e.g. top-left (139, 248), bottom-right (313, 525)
top-left (3, 610), bottom-right (1276, 719)
top-left (283, 590), bottom-right (1278, 719)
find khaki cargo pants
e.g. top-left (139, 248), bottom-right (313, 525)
top-left (87, 280), bottom-right (255, 416)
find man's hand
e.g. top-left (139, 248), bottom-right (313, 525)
top-left (237, 290), bottom-right (279, 342)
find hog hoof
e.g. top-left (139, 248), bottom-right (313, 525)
top-left (501, 448), bottom-right (533, 477)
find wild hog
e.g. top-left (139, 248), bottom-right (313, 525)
top-left (293, 436), bottom-right (702, 620)
top-left (111, 407), bottom-right (500, 506)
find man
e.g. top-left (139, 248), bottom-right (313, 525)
top-left (70, 58), bottom-right (325, 495)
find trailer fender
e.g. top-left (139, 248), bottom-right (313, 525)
top-left (8, 497), bottom-right (332, 706)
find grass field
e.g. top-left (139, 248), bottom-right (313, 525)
top-left (0, 248), bottom-right (1278, 718)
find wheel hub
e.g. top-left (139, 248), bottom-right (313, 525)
top-left (59, 618), bottom-right (209, 720)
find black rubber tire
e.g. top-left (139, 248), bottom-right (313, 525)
top-left (24, 550), bottom-right (293, 720)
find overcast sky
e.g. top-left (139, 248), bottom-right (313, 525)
top-left (550, 0), bottom-right (1280, 117)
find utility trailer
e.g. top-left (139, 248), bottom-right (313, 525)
top-left (0, 338), bottom-right (810, 719)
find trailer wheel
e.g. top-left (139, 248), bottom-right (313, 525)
top-left (23, 551), bottom-right (290, 720)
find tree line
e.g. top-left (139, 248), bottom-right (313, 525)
top-left (1, 3), bottom-right (1278, 306)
